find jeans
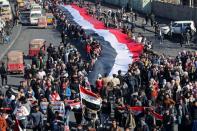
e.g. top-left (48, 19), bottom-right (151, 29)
top-left (100, 113), bottom-right (108, 127)
top-left (87, 53), bottom-right (91, 61)
top-left (192, 120), bottom-right (197, 131)
top-left (33, 126), bottom-right (42, 131)
top-left (65, 109), bottom-right (70, 126)
top-left (19, 118), bottom-right (27, 130)
top-left (1, 75), bottom-right (7, 86)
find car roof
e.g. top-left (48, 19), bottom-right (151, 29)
top-left (0, 0), bottom-right (8, 3)
top-left (31, 3), bottom-right (40, 6)
top-left (30, 9), bottom-right (42, 13)
top-left (173, 21), bottom-right (194, 24)
top-left (32, 5), bottom-right (41, 8)
top-left (0, 1), bottom-right (10, 5)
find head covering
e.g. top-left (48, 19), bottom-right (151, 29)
top-left (98, 74), bottom-right (102, 78)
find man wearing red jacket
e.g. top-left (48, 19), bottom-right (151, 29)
top-left (86, 42), bottom-right (92, 60)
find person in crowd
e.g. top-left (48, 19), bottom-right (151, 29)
top-left (13, 99), bottom-right (29, 130)
top-left (0, 62), bottom-right (7, 86)
top-left (109, 119), bottom-right (121, 131)
top-left (96, 74), bottom-right (103, 94)
top-left (191, 100), bottom-right (197, 131)
top-left (0, 111), bottom-right (7, 131)
top-left (30, 105), bottom-right (43, 131)
top-left (51, 111), bottom-right (64, 131)
top-left (1, 1), bottom-right (197, 131)
top-left (49, 89), bottom-right (61, 101)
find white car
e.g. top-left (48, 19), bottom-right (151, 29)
top-left (30, 10), bottom-right (42, 25)
top-left (161, 21), bottom-right (196, 35)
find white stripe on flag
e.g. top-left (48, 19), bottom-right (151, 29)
top-left (80, 91), bottom-right (102, 105)
top-left (62, 5), bottom-right (133, 75)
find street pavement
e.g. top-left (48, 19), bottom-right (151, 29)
top-left (0, 2), bottom-right (197, 130)
top-left (96, 1), bottom-right (197, 57)
top-left (1, 2), bottom-right (196, 93)
top-left (0, 25), bottom-right (22, 61)
top-left (1, 26), bottom-right (61, 88)
top-left (0, 25), bottom-right (78, 129)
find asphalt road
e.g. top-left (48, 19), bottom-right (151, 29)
top-left (1, 25), bottom-right (79, 128)
top-left (1, 26), bottom-right (61, 88)
top-left (2, 2), bottom-right (196, 130)
top-left (88, 1), bottom-right (197, 57)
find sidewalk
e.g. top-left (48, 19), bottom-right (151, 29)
top-left (0, 25), bottom-right (22, 61)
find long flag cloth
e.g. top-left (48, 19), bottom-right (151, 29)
top-left (62, 4), bottom-right (144, 75)
top-left (118, 106), bottom-right (163, 120)
top-left (64, 100), bottom-right (81, 109)
top-left (79, 86), bottom-right (102, 110)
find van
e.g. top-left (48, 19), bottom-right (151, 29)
top-left (0, 0), bottom-right (12, 21)
top-left (30, 10), bottom-right (42, 25)
top-left (161, 21), bottom-right (196, 36)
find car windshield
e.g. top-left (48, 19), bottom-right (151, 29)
top-left (172, 22), bottom-right (178, 27)
top-left (30, 44), bottom-right (41, 48)
top-left (31, 13), bottom-right (41, 18)
top-left (2, 5), bottom-right (9, 8)
top-left (172, 23), bottom-right (182, 27)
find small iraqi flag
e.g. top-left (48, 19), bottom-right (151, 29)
top-left (79, 86), bottom-right (102, 110)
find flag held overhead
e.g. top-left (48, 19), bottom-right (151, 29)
top-left (79, 86), bottom-right (102, 110)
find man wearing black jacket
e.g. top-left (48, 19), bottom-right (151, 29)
top-left (0, 62), bottom-right (7, 86)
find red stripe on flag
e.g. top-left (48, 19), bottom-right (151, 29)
top-left (129, 106), bottom-right (144, 112)
top-left (69, 102), bottom-right (81, 107)
top-left (80, 86), bottom-right (99, 98)
top-left (150, 110), bottom-right (163, 120)
top-left (70, 4), bottom-right (144, 61)
top-left (117, 106), bottom-right (163, 120)
top-left (0, 108), bottom-right (12, 111)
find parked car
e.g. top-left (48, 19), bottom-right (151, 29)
top-left (19, 11), bottom-right (30, 25)
top-left (30, 9), bottom-right (42, 25)
top-left (161, 21), bottom-right (196, 36)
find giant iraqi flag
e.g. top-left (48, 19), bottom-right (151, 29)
top-left (61, 4), bottom-right (144, 76)
top-left (79, 86), bottom-right (102, 110)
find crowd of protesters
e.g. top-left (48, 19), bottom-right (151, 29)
top-left (0, 0), bottom-right (196, 131)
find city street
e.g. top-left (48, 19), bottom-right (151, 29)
top-left (98, 1), bottom-right (197, 57)
top-left (1, 2), bottom-right (196, 88)
top-left (0, 1), bottom-right (197, 131)
top-left (1, 26), bottom-right (61, 87)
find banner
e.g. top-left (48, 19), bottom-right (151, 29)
top-left (40, 101), bottom-right (65, 120)
top-left (118, 106), bottom-right (163, 120)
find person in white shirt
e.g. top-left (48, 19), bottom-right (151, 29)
top-left (13, 101), bottom-right (30, 130)
top-left (37, 68), bottom-right (46, 80)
